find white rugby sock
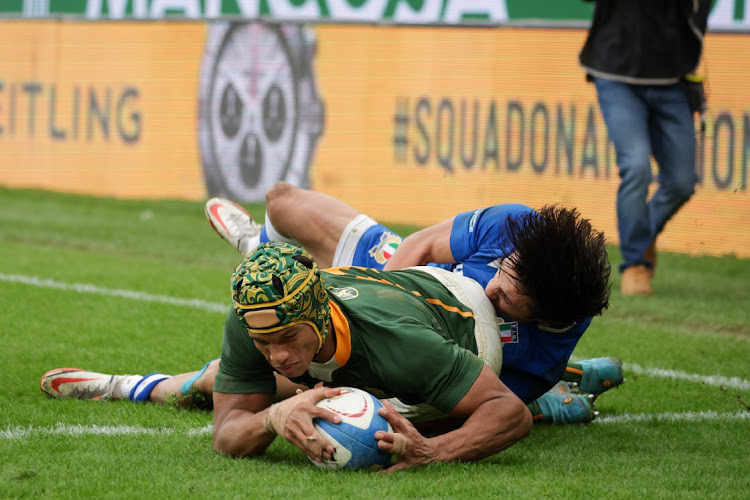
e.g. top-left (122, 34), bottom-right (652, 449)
top-left (239, 234), bottom-right (262, 256)
top-left (117, 375), bottom-right (145, 400)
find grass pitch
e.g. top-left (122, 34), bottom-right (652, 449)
top-left (1, 187), bottom-right (748, 499)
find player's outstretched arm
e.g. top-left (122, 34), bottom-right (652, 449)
top-left (375, 364), bottom-right (531, 472)
top-left (212, 386), bottom-right (342, 463)
top-left (383, 217), bottom-right (456, 271)
top-left (212, 391), bottom-right (276, 458)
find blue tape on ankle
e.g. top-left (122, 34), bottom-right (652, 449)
top-left (179, 359), bottom-right (216, 396)
top-left (129, 373), bottom-right (170, 402)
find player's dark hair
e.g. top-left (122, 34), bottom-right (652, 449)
top-left (504, 205), bottom-right (611, 325)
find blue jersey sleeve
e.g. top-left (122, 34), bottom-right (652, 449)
top-left (447, 204), bottom-right (534, 288)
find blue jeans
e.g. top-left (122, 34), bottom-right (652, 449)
top-left (594, 77), bottom-right (698, 272)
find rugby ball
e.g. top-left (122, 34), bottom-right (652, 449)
top-left (311, 387), bottom-right (393, 471)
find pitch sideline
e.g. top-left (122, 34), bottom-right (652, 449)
top-left (3, 272), bottom-right (749, 392)
top-left (0, 272), bottom-right (226, 313)
top-left (2, 411), bottom-right (749, 440)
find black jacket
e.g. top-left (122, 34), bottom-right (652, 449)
top-left (579, 0), bottom-right (712, 85)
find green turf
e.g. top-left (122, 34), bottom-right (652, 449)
top-left (1, 187), bottom-right (748, 499)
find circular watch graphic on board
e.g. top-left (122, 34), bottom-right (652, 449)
top-left (199, 22), bottom-right (325, 202)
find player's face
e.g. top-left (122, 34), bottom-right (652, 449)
top-left (248, 324), bottom-right (319, 378)
top-left (484, 257), bottom-right (535, 322)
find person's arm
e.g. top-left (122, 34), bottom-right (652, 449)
top-left (374, 364), bottom-right (532, 472)
top-left (384, 217), bottom-right (456, 270)
top-left (212, 391), bottom-right (276, 458)
top-left (212, 385), bottom-right (342, 462)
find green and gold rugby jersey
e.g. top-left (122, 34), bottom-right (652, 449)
top-left (215, 266), bottom-right (485, 413)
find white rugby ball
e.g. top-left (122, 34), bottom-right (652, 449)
top-left (311, 387), bottom-right (393, 471)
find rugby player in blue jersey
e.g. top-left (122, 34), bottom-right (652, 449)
top-left (41, 182), bottom-right (620, 425)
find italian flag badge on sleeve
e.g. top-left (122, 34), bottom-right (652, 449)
top-left (383, 241), bottom-right (399, 261)
top-left (499, 321), bottom-right (519, 344)
top-left (369, 233), bottom-right (402, 265)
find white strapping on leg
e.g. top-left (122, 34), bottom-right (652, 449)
top-left (331, 214), bottom-right (377, 267)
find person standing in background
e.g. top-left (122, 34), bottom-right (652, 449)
top-left (580, 0), bottom-right (712, 295)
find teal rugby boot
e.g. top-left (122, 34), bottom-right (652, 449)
top-left (530, 384), bottom-right (597, 424)
top-left (565, 357), bottom-right (625, 396)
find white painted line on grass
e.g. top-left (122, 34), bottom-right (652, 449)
top-left (4, 272), bottom-right (749, 392)
top-left (0, 423), bottom-right (212, 439)
top-left (623, 362), bottom-right (750, 391)
top-left (186, 424), bottom-right (214, 436)
top-left (0, 272), bottom-right (227, 313)
top-left (594, 410), bottom-right (750, 424)
top-left (3, 412), bottom-right (748, 439)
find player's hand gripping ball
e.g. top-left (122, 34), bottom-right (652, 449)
top-left (311, 387), bottom-right (393, 470)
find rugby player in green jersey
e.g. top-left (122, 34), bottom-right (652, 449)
top-left (208, 243), bottom-right (530, 470)
top-left (43, 242), bottom-right (531, 471)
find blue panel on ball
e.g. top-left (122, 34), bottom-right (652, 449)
top-left (315, 418), bottom-right (391, 469)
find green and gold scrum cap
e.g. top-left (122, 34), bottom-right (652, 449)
top-left (230, 242), bottom-right (330, 353)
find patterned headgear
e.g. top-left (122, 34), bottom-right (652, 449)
top-left (230, 242), bottom-right (330, 353)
